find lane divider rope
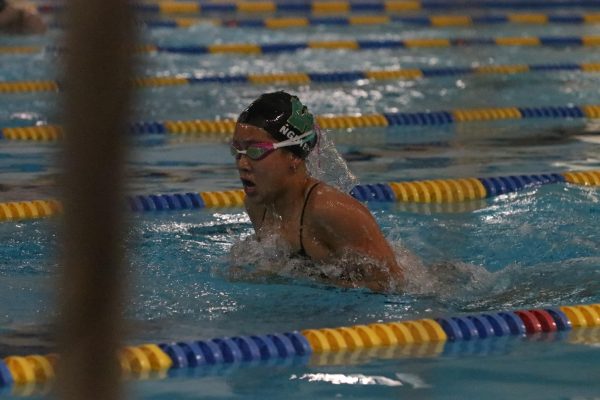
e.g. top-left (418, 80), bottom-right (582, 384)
top-left (37, 1), bottom-right (600, 15)
top-left (2, 35), bottom-right (600, 56)
top-left (3, 62), bottom-right (600, 93)
top-left (1, 170), bottom-right (598, 223)
top-left (0, 303), bottom-right (598, 395)
top-left (2, 104), bottom-right (600, 142)
top-left (0, 200), bottom-right (62, 222)
top-left (135, 13), bottom-right (600, 29)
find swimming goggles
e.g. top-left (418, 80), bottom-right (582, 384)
top-left (230, 130), bottom-right (315, 161)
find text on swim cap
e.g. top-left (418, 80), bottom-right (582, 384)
top-left (279, 124), bottom-right (310, 151)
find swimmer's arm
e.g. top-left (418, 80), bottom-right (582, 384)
top-left (311, 196), bottom-right (405, 291)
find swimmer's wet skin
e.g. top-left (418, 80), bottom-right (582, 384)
top-left (231, 91), bottom-right (405, 292)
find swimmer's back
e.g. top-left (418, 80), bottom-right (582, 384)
top-left (246, 180), bottom-right (405, 291)
top-left (296, 182), bottom-right (405, 289)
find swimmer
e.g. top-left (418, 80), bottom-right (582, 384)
top-left (231, 91), bottom-right (404, 292)
top-left (0, 0), bottom-right (46, 34)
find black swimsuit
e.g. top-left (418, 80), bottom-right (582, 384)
top-left (259, 182), bottom-right (320, 258)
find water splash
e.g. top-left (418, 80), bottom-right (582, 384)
top-left (227, 231), bottom-right (405, 292)
top-left (290, 373), bottom-right (405, 387)
top-left (397, 238), bottom-right (600, 312)
top-left (306, 126), bottom-right (358, 194)
top-left (227, 232), bottom-right (294, 283)
top-left (227, 228), bottom-right (600, 313)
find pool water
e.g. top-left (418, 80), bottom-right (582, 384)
top-left (1, 4), bottom-right (600, 399)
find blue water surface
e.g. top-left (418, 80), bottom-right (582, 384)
top-left (0, 7), bottom-right (600, 399)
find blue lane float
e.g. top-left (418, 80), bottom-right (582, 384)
top-left (125, 0), bottom-right (600, 14)
top-left (0, 171), bottom-right (598, 225)
top-left (3, 103), bottom-right (599, 141)
top-left (546, 308), bottom-right (573, 331)
top-left (0, 304), bottom-right (598, 393)
top-left (0, 362), bottom-right (13, 387)
top-left (480, 314), bottom-right (513, 337)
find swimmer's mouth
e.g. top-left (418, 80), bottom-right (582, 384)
top-left (240, 178), bottom-right (256, 189)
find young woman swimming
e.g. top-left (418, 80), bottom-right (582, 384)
top-left (231, 91), bottom-right (404, 292)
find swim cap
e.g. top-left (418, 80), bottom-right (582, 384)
top-left (237, 91), bottom-right (317, 159)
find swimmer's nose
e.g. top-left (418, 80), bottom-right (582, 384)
top-left (236, 154), bottom-right (252, 171)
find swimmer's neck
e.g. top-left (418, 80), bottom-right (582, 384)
top-left (265, 172), bottom-right (315, 218)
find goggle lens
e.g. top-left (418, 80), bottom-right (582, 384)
top-left (230, 143), bottom-right (275, 161)
top-left (246, 146), bottom-right (270, 160)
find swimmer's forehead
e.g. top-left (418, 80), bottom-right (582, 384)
top-left (233, 123), bottom-right (275, 143)
top-left (230, 139), bottom-right (275, 148)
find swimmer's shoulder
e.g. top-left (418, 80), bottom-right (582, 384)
top-left (305, 182), bottom-right (373, 228)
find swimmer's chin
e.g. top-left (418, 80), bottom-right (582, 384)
top-left (243, 185), bottom-right (257, 196)
top-left (240, 178), bottom-right (258, 196)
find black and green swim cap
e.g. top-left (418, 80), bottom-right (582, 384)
top-left (237, 91), bottom-right (317, 159)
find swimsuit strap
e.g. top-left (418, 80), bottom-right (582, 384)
top-left (257, 181), bottom-right (320, 256)
top-left (299, 181), bottom-right (321, 256)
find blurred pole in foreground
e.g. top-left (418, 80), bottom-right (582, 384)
top-left (57, 0), bottom-right (134, 398)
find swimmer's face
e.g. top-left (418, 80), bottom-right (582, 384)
top-left (232, 123), bottom-right (296, 203)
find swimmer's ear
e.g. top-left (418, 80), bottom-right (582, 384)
top-left (289, 153), bottom-right (302, 172)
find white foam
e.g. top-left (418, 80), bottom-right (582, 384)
top-left (306, 127), bottom-right (358, 194)
top-left (290, 373), bottom-right (404, 387)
